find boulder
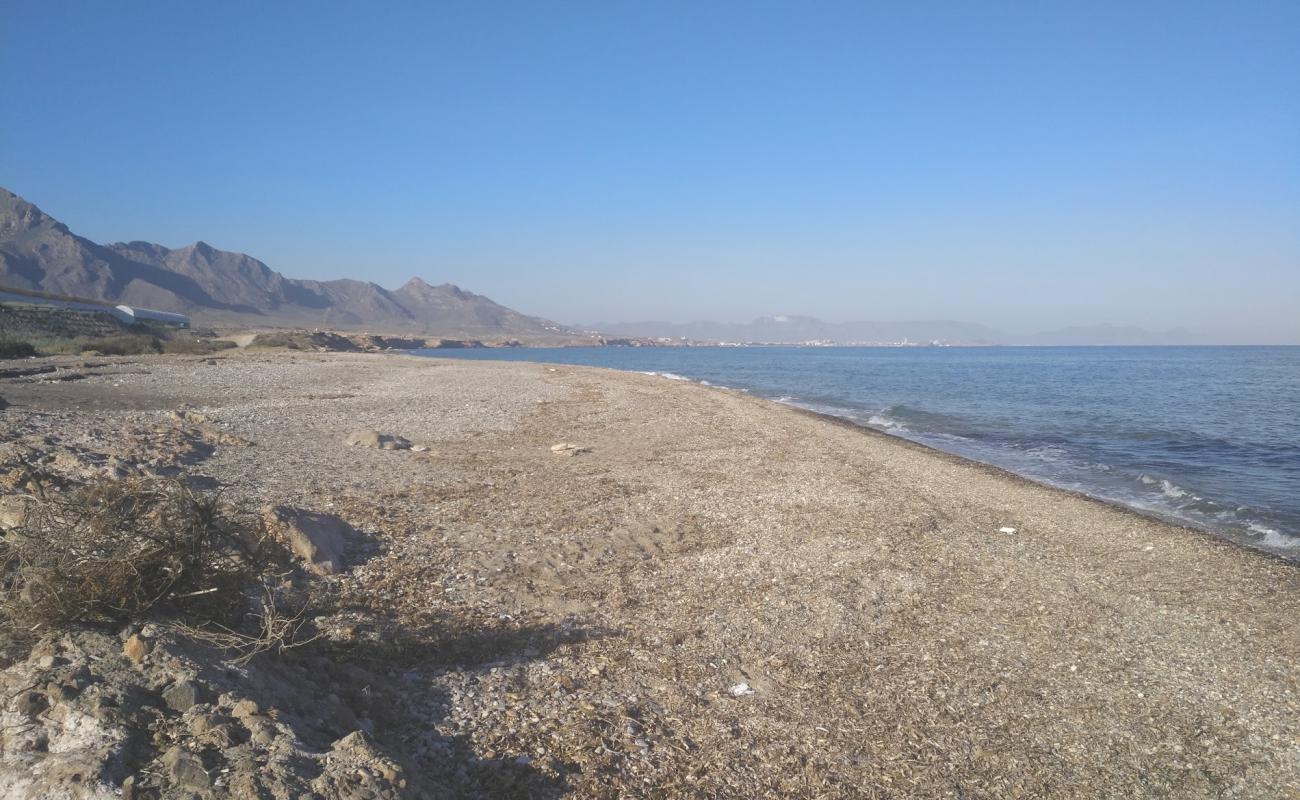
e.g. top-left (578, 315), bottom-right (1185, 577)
top-left (344, 429), bottom-right (411, 450)
top-left (262, 505), bottom-right (354, 575)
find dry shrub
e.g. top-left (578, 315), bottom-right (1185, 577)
top-left (168, 582), bottom-right (319, 664)
top-left (0, 478), bottom-right (282, 637)
top-left (0, 335), bottom-right (37, 359)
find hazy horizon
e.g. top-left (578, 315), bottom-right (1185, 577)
top-left (3, 2), bottom-right (1296, 343)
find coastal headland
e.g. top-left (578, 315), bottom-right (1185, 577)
top-left (1, 351), bottom-right (1296, 798)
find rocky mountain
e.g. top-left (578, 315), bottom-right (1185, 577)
top-left (0, 187), bottom-right (580, 337)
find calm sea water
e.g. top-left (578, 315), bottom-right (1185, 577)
top-left (415, 346), bottom-right (1300, 556)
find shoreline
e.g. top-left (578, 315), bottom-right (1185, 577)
top-left (416, 350), bottom-right (1300, 562)
top-left (2, 351), bottom-right (1298, 797)
top-left (786, 403), bottom-right (1299, 565)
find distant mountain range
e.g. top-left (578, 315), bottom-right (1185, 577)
top-left (592, 316), bottom-right (1201, 346)
top-left (0, 187), bottom-right (582, 338)
top-left (2, 187), bottom-right (1203, 346)
top-left (591, 315), bottom-right (1005, 344)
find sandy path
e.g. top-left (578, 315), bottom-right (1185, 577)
top-left (3, 351), bottom-right (1297, 798)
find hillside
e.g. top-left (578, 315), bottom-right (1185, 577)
top-left (0, 188), bottom-right (582, 338)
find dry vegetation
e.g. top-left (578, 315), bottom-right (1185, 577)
top-left (0, 477), bottom-right (306, 660)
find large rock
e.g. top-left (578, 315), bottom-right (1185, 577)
top-left (344, 429), bottom-right (411, 450)
top-left (262, 506), bottom-right (354, 575)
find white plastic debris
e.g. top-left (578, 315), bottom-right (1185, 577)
top-left (729, 683), bottom-right (755, 697)
top-left (550, 442), bottom-right (589, 455)
top-left (998, 526), bottom-right (1017, 534)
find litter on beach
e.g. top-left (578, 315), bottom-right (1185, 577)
top-left (999, 526), bottom-right (1017, 534)
top-left (728, 683), bottom-right (755, 697)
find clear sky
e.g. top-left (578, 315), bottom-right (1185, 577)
top-left (3, 1), bottom-right (1297, 341)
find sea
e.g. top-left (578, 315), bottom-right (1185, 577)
top-left (415, 345), bottom-right (1300, 557)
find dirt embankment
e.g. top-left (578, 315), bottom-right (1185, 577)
top-left (0, 352), bottom-right (1297, 798)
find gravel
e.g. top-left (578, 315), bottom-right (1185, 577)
top-left (1, 350), bottom-right (1297, 798)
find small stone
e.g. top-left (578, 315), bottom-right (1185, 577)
top-left (124, 634), bottom-right (152, 664)
top-left (45, 680), bottom-right (76, 702)
top-left (13, 689), bottom-right (47, 717)
top-left (230, 698), bottom-right (260, 718)
top-left (244, 716), bottom-right (277, 746)
top-left (344, 429), bottom-right (410, 450)
top-left (162, 745), bottom-right (210, 791)
top-left (163, 680), bottom-right (202, 712)
top-left (332, 730), bottom-right (377, 752)
top-left (0, 495), bottom-right (26, 530)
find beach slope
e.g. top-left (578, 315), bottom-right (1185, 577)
top-left (2, 352), bottom-right (1297, 798)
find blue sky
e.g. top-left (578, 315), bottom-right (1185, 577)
top-left (3, 1), bottom-right (1297, 341)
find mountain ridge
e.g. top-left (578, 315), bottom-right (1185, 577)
top-left (0, 187), bottom-right (580, 338)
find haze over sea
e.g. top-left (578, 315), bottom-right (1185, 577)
top-left (420, 345), bottom-right (1300, 556)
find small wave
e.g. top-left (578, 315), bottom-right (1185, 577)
top-left (867, 413), bottom-right (900, 429)
top-left (1022, 444), bottom-right (1069, 462)
top-left (640, 371), bottom-right (690, 381)
top-left (1248, 523), bottom-right (1300, 549)
top-left (1159, 479), bottom-right (1188, 499)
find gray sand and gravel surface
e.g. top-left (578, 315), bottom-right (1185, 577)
top-left (0, 351), bottom-right (1297, 798)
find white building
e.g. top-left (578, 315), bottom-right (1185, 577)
top-left (113, 305), bottom-right (190, 328)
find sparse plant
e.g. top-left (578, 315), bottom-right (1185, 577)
top-left (0, 478), bottom-right (242, 629)
top-left (0, 335), bottom-right (36, 359)
top-left (0, 478), bottom-right (311, 660)
top-left (167, 581), bottom-right (319, 664)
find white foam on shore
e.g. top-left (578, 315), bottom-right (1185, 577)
top-left (639, 371), bottom-right (690, 381)
top-left (867, 413), bottom-right (902, 430)
top-left (699, 381), bottom-right (1300, 557)
top-left (1249, 523), bottom-right (1300, 549)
